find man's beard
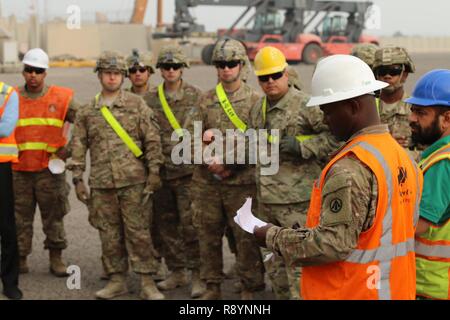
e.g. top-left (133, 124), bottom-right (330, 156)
top-left (411, 116), bottom-right (442, 145)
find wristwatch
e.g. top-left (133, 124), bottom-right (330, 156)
top-left (72, 177), bottom-right (83, 185)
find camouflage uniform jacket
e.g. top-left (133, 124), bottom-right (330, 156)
top-left (249, 87), bottom-right (340, 204)
top-left (144, 80), bottom-right (202, 180)
top-left (70, 89), bottom-right (163, 189)
top-left (265, 125), bottom-right (388, 267)
top-left (191, 82), bottom-right (260, 185)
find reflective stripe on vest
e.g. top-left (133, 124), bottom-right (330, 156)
top-left (418, 145), bottom-right (450, 172)
top-left (0, 144), bottom-right (18, 157)
top-left (216, 83), bottom-right (247, 133)
top-left (17, 142), bottom-right (58, 153)
top-left (157, 84), bottom-right (184, 137)
top-left (415, 241), bottom-right (450, 259)
top-left (17, 118), bottom-right (64, 128)
top-left (261, 97), bottom-right (314, 143)
top-left (96, 94), bottom-right (143, 158)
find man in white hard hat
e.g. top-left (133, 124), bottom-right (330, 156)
top-left (253, 55), bottom-right (423, 300)
top-left (13, 48), bottom-right (80, 277)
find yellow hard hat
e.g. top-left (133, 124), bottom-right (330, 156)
top-left (254, 46), bottom-right (288, 76)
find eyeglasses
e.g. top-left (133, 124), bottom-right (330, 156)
top-left (258, 71), bottom-right (284, 83)
top-left (128, 67), bottom-right (148, 74)
top-left (160, 63), bottom-right (183, 71)
top-left (214, 60), bottom-right (240, 69)
top-left (24, 66), bottom-right (46, 74)
top-left (376, 65), bottom-right (404, 77)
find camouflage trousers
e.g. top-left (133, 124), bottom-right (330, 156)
top-left (89, 183), bottom-right (159, 275)
top-left (192, 182), bottom-right (264, 291)
top-left (152, 176), bottom-right (200, 271)
top-left (13, 169), bottom-right (69, 257)
top-left (258, 201), bottom-right (308, 300)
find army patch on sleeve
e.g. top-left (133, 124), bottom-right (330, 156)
top-left (329, 198), bottom-right (343, 213)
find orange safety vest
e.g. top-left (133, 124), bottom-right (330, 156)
top-left (301, 132), bottom-right (423, 300)
top-left (0, 82), bottom-right (18, 163)
top-left (13, 85), bottom-right (73, 172)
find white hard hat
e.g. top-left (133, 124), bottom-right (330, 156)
top-left (22, 48), bottom-right (49, 69)
top-left (306, 54), bottom-right (388, 107)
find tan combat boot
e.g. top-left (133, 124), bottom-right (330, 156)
top-left (19, 256), bottom-right (29, 274)
top-left (199, 283), bottom-right (221, 300)
top-left (95, 273), bottom-right (128, 299)
top-left (190, 269), bottom-right (206, 298)
top-left (156, 268), bottom-right (189, 290)
top-left (140, 274), bottom-right (165, 300)
top-left (49, 249), bottom-right (68, 277)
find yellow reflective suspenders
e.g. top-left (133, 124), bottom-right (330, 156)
top-left (215, 83), bottom-right (247, 133)
top-left (96, 94), bottom-right (143, 158)
top-left (261, 97), bottom-right (313, 143)
top-left (158, 84), bottom-right (184, 137)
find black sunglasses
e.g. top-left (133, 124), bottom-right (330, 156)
top-left (215, 60), bottom-right (241, 69)
top-left (376, 65), bottom-right (403, 77)
top-left (160, 63), bottom-right (183, 71)
top-left (128, 67), bottom-right (148, 74)
top-left (258, 71), bottom-right (284, 83)
top-left (24, 66), bottom-right (46, 74)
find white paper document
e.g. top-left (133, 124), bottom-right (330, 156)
top-left (234, 197), bottom-right (268, 234)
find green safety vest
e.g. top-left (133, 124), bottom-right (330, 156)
top-left (416, 142), bottom-right (450, 300)
top-left (158, 84), bottom-right (184, 137)
top-left (96, 94), bottom-right (143, 158)
top-left (261, 97), bottom-right (314, 143)
top-left (215, 83), bottom-right (247, 133)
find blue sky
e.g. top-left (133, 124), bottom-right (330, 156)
top-left (1, 0), bottom-right (448, 36)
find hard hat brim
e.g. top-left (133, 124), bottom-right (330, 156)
top-left (306, 80), bottom-right (389, 107)
top-left (404, 96), bottom-right (450, 107)
top-left (254, 63), bottom-right (288, 76)
top-left (23, 62), bottom-right (49, 69)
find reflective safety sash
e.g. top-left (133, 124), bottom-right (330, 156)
top-left (158, 84), bottom-right (184, 137)
top-left (262, 97), bottom-right (314, 143)
top-left (96, 94), bottom-right (143, 158)
top-left (376, 97), bottom-right (380, 115)
top-left (215, 83), bottom-right (247, 133)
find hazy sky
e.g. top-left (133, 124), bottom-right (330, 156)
top-left (1, 0), bottom-right (448, 36)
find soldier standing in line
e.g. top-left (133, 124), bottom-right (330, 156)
top-left (69, 51), bottom-right (165, 300)
top-left (143, 45), bottom-right (205, 298)
top-left (188, 38), bottom-right (265, 300)
top-left (126, 50), bottom-right (155, 96)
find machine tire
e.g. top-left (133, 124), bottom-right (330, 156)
top-left (302, 43), bottom-right (323, 64)
top-left (201, 44), bottom-right (215, 65)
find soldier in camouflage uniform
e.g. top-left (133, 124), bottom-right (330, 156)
top-left (143, 45), bottom-right (205, 298)
top-left (372, 46), bottom-right (416, 150)
top-left (69, 51), bottom-right (165, 300)
top-left (249, 46), bottom-right (340, 299)
top-left (188, 38), bottom-right (264, 300)
top-left (126, 50), bottom-right (155, 96)
top-left (351, 43), bottom-right (379, 69)
top-left (14, 48), bottom-right (80, 277)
